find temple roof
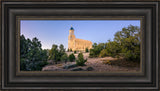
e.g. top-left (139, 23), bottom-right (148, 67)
top-left (70, 26), bottom-right (74, 30)
top-left (76, 38), bottom-right (92, 43)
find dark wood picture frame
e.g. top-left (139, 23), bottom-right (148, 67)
top-left (1, 0), bottom-right (159, 90)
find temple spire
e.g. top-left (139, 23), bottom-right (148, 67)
top-left (70, 25), bottom-right (74, 30)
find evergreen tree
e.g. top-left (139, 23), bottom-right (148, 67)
top-left (69, 53), bottom-right (75, 62)
top-left (20, 35), bottom-right (48, 71)
top-left (76, 53), bottom-right (87, 66)
top-left (61, 53), bottom-right (68, 64)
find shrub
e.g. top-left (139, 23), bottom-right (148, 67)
top-left (49, 44), bottom-right (66, 64)
top-left (76, 53), bottom-right (87, 66)
top-left (74, 50), bottom-right (77, 54)
top-left (61, 53), bottom-right (68, 64)
top-left (70, 48), bottom-right (72, 52)
top-left (36, 61), bottom-right (49, 70)
top-left (99, 49), bottom-right (108, 58)
top-left (20, 58), bottom-right (28, 71)
top-left (69, 53), bottom-right (75, 62)
top-left (85, 48), bottom-right (89, 52)
top-left (123, 50), bottom-right (138, 61)
top-left (89, 43), bottom-right (105, 58)
top-left (89, 49), bottom-right (97, 58)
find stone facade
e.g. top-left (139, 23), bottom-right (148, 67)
top-left (68, 26), bottom-right (92, 51)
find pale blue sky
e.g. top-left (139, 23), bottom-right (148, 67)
top-left (20, 20), bottom-right (140, 49)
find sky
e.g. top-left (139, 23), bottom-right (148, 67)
top-left (20, 20), bottom-right (140, 50)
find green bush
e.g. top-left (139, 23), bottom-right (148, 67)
top-left (85, 48), bottom-right (89, 52)
top-left (74, 50), bottom-right (77, 54)
top-left (89, 43), bottom-right (105, 58)
top-left (69, 53), bottom-right (75, 62)
top-left (99, 49), bottom-right (109, 58)
top-left (76, 53), bottom-right (87, 66)
top-left (20, 35), bottom-right (49, 71)
top-left (48, 44), bottom-right (66, 64)
top-left (61, 53), bottom-right (68, 64)
top-left (89, 49), bottom-right (95, 58)
top-left (36, 61), bottom-right (49, 70)
top-left (20, 58), bottom-right (28, 71)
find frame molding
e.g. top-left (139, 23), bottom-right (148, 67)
top-left (1, 1), bottom-right (159, 90)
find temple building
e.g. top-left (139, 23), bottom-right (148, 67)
top-left (68, 26), bottom-right (92, 52)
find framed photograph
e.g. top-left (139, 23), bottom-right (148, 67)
top-left (19, 19), bottom-right (142, 72)
top-left (1, 0), bottom-right (159, 90)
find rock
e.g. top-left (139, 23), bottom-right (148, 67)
top-left (63, 64), bottom-right (77, 69)
top-left (86, 67), bottom-right (94, 71)
top-left (70, 68), bottom-right (84, 71)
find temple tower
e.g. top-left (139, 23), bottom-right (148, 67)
top-left (68, 26), bottom-right (76, 50)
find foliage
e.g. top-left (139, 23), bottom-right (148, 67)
top-left (114, 25), bottom-right (140, 61)
top-left (105, 41), bottom-right (121, 58)
top-left (99, 49), bottom-right (109, 58)
top-left (69, 53), bottom-right (76, 62)
top-left (20, 35), bottom-right (49, 71)
top-left (48, 44), bottom-right (59, 64)
top-left (89, 25), bottom-right (140, 62)
top-left (85, 48), bottom-right (89, 52)
top-left (61, 53), bottom-right (68, 64)
top-left (59, 44), bottom-right (65, 54)
top-left (48, 44), bottom-right (66, 64)
top-left (89, 43), bottom-right (105, 57)
top-left (76, 53), bottom-right (87, 66)
top-left (36, 61), bottom-right (49, 70)
top-left (74, 50), bottom-right (77, 54)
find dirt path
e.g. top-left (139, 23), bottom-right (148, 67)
top-left (42, 52), bottom-right (140, 72)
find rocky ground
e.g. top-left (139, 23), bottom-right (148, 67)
top-left (42, 52), bottom-right (140, 72)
